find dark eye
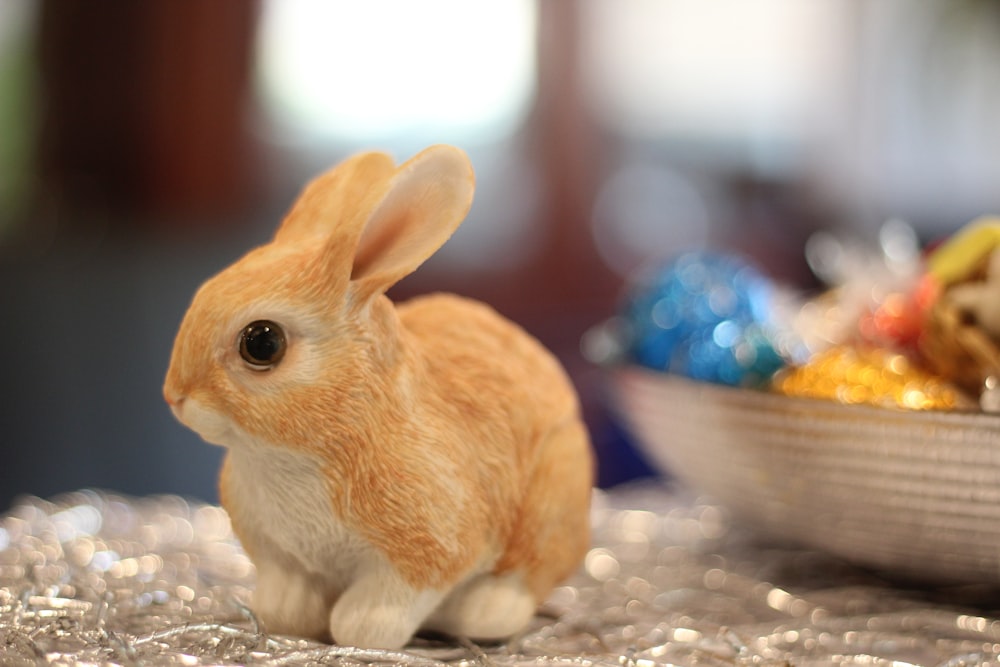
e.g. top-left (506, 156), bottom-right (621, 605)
top-left (239, 320), bottom-right (287, 369)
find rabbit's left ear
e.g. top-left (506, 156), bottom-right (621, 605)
top-left (345, 145), bottom-right (475, 300)
top-left (276, 151), bottom-right (396, 245)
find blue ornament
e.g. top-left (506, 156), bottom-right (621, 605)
top-left (623, 252), bottom-right (786, 386)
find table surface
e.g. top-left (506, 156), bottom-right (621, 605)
top-left (2, 484), bottom-right (999, 666)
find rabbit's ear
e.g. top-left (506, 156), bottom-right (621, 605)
top-left (275, 151), bottom-right (396, 244)
top-left (346, 145), bottom-right (474, 300)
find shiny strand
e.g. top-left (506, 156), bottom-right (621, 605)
top-left (2, 487), bottom-right (999, 666)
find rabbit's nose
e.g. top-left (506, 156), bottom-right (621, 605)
top-left (164, 393), bottom-right (187, 423)
top-left (163, 386), bottom-right (185, 409)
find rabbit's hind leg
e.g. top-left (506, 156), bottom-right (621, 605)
top-left (424, 571), bottom-right (535, 641)
top-left (498, 418), bottom-right (593, 599)
top-left (425, 418), bottom-right (592, 643)
top-left (329, 559), bottom-right (446, 649)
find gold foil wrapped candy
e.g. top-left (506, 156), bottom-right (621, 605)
top-left (773, 345), bottom-right (971, 411)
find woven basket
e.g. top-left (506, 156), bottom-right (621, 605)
top-left (613, 367), bottom-right (1000, 583)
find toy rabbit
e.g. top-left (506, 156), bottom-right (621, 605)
top-left (163, 145), bottom-right (594, 649)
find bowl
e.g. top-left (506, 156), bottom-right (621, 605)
top-left (612, 366), bottom-right (1000, 583)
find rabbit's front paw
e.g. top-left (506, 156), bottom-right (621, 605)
top-left (254, 560), bottom-right (329, 639)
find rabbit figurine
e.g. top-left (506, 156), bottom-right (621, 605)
top-left (163, 145), bottom-right (594, 649)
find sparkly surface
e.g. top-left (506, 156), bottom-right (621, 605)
top-left (624, 252), bottom-right (784, 387)
top-left (772, 345), bottom-right (970, 410)
top-left (4, 488), bottom-right (1000, 666)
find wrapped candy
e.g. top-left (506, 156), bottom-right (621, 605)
top-left (772, 344), bottom-right (971, 411)
top-left (622, 252), bottom-right (786, 387)
top-left (620, 217), bottom-right (1000, 413)
top-left (920, 217), bottom-right (1000, 399)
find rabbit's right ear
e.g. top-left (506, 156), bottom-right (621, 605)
top-left (343, 145), bottom-right (475, 302)
top-left (275, 151), bottom-right (396, 244)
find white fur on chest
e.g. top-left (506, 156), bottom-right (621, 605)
top-left (225, 442), bottom-right (374, 588)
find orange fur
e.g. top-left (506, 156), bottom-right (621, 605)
top-left (163, 145), bottom-right (593, 648)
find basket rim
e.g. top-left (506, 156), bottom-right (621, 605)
top-left (613, 365), bottom-right (1000, 428)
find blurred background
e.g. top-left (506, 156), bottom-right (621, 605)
top-left (2, 0), bottom-right (1000, 509)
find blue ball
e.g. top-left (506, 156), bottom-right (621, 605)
top-left (623, 252), bottom-right (785, 386)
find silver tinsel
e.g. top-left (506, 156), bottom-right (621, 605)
top-left (2, 485), bottom-right (1000, 666)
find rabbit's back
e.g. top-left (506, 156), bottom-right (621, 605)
top-left (398, 293), bottom-right (581, 436)
top-left (398, 293), bottom-right (592, 595)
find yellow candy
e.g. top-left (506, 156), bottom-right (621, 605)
top-left (927, 216), bottom-right (1000, 286)
top-left (773, 346), bottom-right (968, 411)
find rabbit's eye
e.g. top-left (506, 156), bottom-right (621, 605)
top-left (239, 320), bottom-right (286, 369)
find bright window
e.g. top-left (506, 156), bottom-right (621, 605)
top-left (581, 0), bottom-right (847, 169)
top-left (256, 0), bottom-right (537, 146)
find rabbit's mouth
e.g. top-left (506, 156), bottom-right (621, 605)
top-left (170, 397), bottom-right (239, 448)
